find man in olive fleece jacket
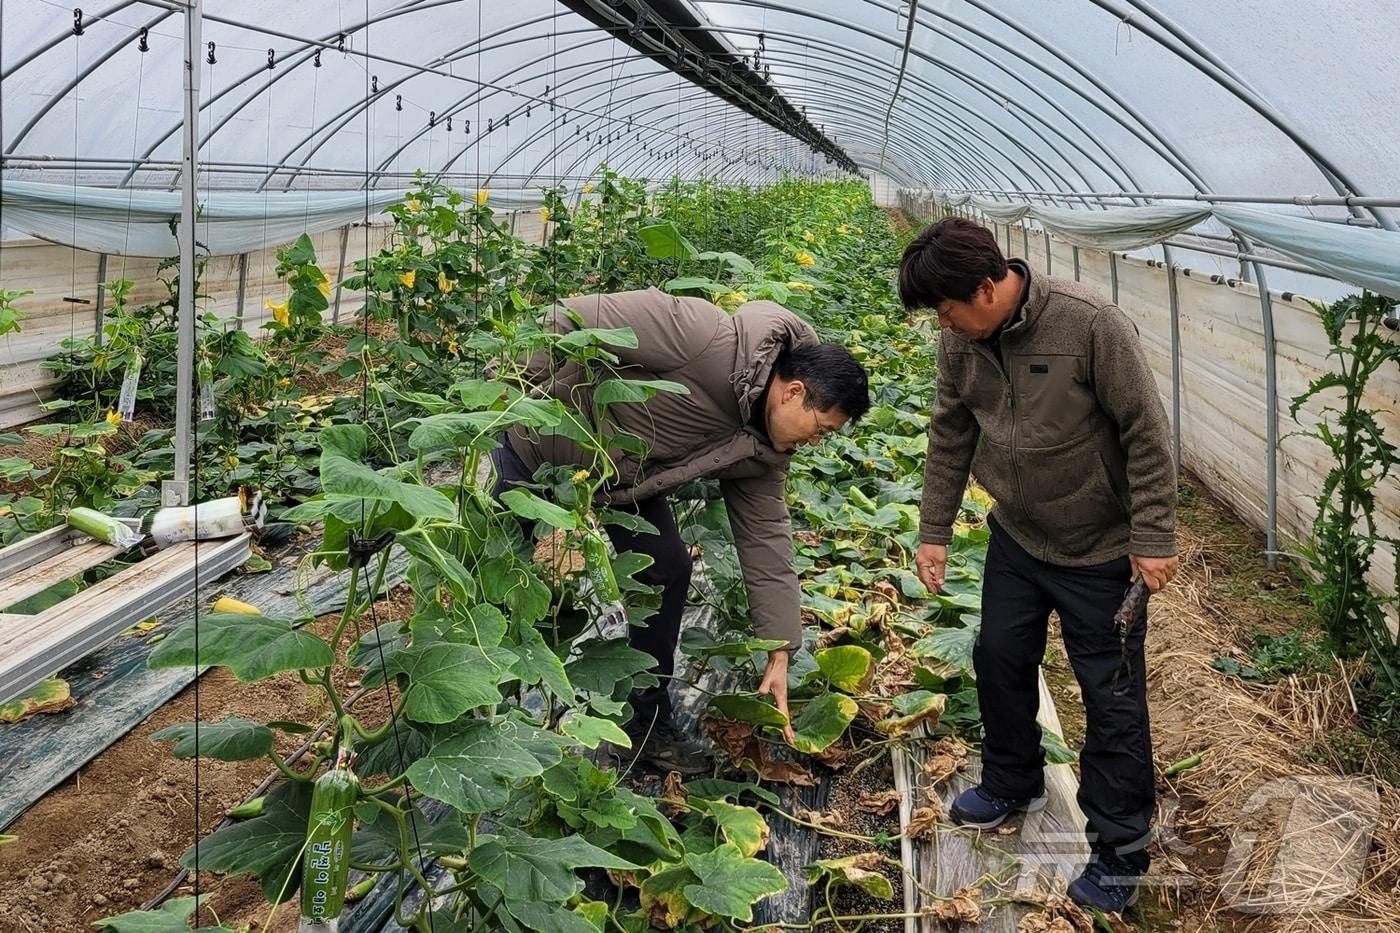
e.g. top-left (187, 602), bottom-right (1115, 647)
top-left (499, 287), bottom-right (869, 774)
top-left (900, 218), bottom-right (1179, 914)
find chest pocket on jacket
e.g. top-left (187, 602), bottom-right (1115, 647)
top-left (1012, 354), bottom-right (1097, 449)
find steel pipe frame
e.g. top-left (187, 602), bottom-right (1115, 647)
top-left (509, 64), bottom-right (1056, 196)
top-left (1085, 0), bottom-right (1393, 231)
top-left (875, 0), bottom-right (919, 176)
top-left (948, 187), bottom-right (1400, 210)
top-left (737, 38), bottom-right (1121, 197)
top-left (566, 0), bottom-right (856, 170)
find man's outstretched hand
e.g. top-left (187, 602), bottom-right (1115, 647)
top-left (915, 542), bottom-right (948, 595)
top-left (758, 649), bottom-right (794, 743)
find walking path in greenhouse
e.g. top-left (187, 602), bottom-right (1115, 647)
top-left (1, 3), bottom-right (1398, 933)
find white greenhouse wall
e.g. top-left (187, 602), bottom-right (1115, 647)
top-left (0, 209), bottom-right (550, 427)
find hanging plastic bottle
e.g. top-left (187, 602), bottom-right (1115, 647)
top-left (198, 354), bottom-right (216, 422)
top-left (117, 351), bottom-right (143, 423)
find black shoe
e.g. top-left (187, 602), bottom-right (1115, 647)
top-left (621, 719), bottom-right (710, 776)
top-left (948, 784), bottom-right (1048, 829)
top-left (1069, 850), bottom-right (1143, 913)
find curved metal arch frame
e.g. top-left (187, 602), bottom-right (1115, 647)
top-left (746, 33), bottom-right (1136, 198)
top-left (278, 24), bottom-right (616, 191)
top-left (749, 59), bottom-right (1079, 193)
top-left (265, 11), bottom-right (587, 191)
top-left (502, 67), bottom-right (1020, 195)
top-left (477, 74), bottom-right (851, 190)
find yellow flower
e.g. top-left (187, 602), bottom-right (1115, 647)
top-left (399, 270), bottom-right (416, 289)
top-left (794, 250), bottom-right (816, 266)
top-left (718, 290), bottom-right (749, 311)
top-left (438, 271), bottom-right (452, 293)
top-left (474, 189), bottom-right (491, 206)
top-left (856, 225), bottom-right (864, 234)
top-left (265, 298), bottom-right (289, 326)
top-left (105, 409), bottom-right (122, 426)
top-left (582, 183), bottom-right (594, 194)
top-left (317, 279), bottom-right (332, 298)
top-left (447, 339), bottom-right (459, 354)
top-left (837, 224), bottom-right (849, 235)
top-left (802, 230), bottom-right (815, 243)
top-left (277, 377), bottom-right (291, 387)
top-left (571, 469), bottom-right (591, 483)
top-left (225, 454), bottom-right (239, 470)
top-left (539, 206), bottom-right (552, 224)
top-left (786, 281), bottom-right (814, 291)
top-left (406, 198), bottom-right (421, 212)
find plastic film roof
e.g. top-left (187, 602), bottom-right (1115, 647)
top-left (1, 1), bottom-right (1397, 223)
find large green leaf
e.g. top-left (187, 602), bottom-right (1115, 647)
top-left (1041, 725), bottom-right (1078, 764)
top-left (593, 378), bottom-right (691, 407)
top-left (148, 613), bottom-right (333, 682)
top-left (680, 628), bottom-right (788, 660)
top-left (560, 712), bottom-right (630, 750)
top-left (500, 488), bottom-right (579, 530)
top-left (504, 901), bottom-right (602, 933)
top-left (150, 716), bottom-right (274, 761)
top-left (92, 896), bottom-right (231, 932)
top-left (790, 692), bottom-right (857, 753)
top-left (814, 645), bottom-right (874, 692)
top-left (315, 424), bottom-right (455, 521)
top-left (707, 693), bottom-right (789, 728)
top-left (702, 799), bottom-right (768, 858)
top-left (385, 642), bottom-right (514, 723)
top-left (696, 250), bottom-right (756, 275)
top-left (471, 827), bottom-right (639, 902)
top-left (682, 843), bottom-right (786, 921)
top-left (565, 638), bottom-right (657, 696)
top-left (512, 624), bottom-right (574, 700)
top-left (638, 221), bottom-right (699, 260)
top-left (406, 721), bottom-right (544, 813)
top-left (911, 618), bottom-right (980, 672)
top-left (180, 780), bottom-right (311, 902)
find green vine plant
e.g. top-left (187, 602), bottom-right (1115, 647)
top-left (1289, 291), bottom-right (1400, 701)
top-left (88, 176), bottom-right (1020, 933)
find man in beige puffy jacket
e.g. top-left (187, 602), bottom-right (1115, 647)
top-left (500, 288), bottom-right (869, 773)
top-left (900, 218), bottom-right (1178, 914)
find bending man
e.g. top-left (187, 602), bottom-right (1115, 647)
top-left (498, 287), bottom-right (870, 774)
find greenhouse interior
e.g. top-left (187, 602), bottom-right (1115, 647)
top-left (1, 1), bottom-right (1399, 931)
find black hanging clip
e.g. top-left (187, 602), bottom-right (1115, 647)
top-left (348, 530), bottom-right (397, 570)
top-left (73, 8), bottom-right (83, 36)
top-left (446, 115), bottom-right (452, 131)
top-left (395, 94), bottom-right (403, 111)
top-left (206, 41), bottom-right (216, 65)
top-left (313, 48), bottom-right (323, 68)
top-left (337, 33), bottom-right (347, 54)
top-left (487, 117), bottom-right (494, 133)
top-left (137, 27), bottom-right (149, 52)
top-left (371, 75), bottom-right (378, 93)
top-left (428, 110), bottom-right (436, 127)
top-left (629, 11), bottom-right (647, 38)
top-left (464, 119), bottom-right (470, 134)
top-left (267, 48), bottom-right (275, 70)
top-left (503, 113), bottom-right (510, 127)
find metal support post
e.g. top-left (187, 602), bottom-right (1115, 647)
top-left (1071, 245), bottom-right (1080, 282)
top-left (1162, 245), bottom-right (1182, 473)
top-left (234, 253), bottom-right (248, 325)
top-left (94, 254), bottom-right (108, 341)
top-left (1109, 251), bottom-right (1119, 304)
top-left (164, 0), bottom-right (202, 508)
top-left (1250, 261), bottom-right (1280, 569)
top-left (1043, 230), bottom-right (1052, 275)
top-left (1021, 222), bottom-right (1030, 262)
top-left (332, 225), bottom-right (350, 324)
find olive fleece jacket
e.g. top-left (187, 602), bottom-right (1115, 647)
top-left (920, 261), bottom-right (1177, 564)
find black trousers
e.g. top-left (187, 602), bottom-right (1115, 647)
top-left (976, 517), bottom-right (1154, 870)
top-left (490, 444), bottom-right (691, 731)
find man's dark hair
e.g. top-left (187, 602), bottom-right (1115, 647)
top-left (775, 343), bottom-right (871, 422)
top-left (898, 216), bottom-right (1008, 310)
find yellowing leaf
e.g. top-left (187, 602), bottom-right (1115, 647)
top-left (0, 677), bottom-right (72, 723)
